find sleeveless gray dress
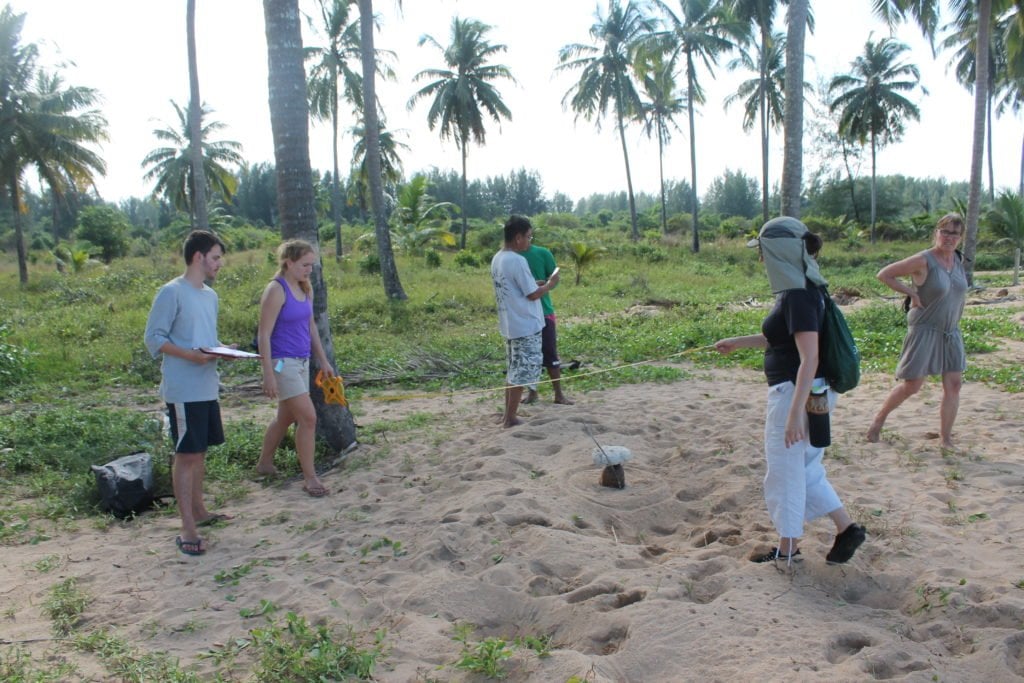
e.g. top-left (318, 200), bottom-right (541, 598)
top-left (895, 250), bottom-right (967, 379)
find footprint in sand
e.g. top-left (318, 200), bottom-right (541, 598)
top-left (1003, 632), bottom-right (1024, 676)
top-left (563, 580), bottom-right (622, 604)
top-left (584, 622), bottom-right (628, 656)
top-left (825, 632), bottom-right (873, 664)
top-left (510, 431), bottom-right (546, 441)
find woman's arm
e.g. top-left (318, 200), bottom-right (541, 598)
top-left (785, 330), bottom-right (819, 448)
top-left (258, 281), bottom-right (285, 398)
top-left (308, 296), bottom-right (335, 377)
top-left (877, 253), bottom-right (928, 309)
top-left (714, 334), bottom-right (768, 354)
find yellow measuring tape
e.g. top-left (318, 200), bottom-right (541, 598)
top-left (359, 345), bottom-right (715, 403)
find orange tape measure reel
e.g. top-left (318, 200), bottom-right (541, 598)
top-left (315, 370), bottom-right (347, 406)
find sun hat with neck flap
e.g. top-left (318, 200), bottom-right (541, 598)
top-left (749, 216), bottom-right (828, 294)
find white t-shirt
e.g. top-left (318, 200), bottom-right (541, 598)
top-left (143, 276), bottom-right (221, 403)
top-left (490, 249), bottom-right (543, 340)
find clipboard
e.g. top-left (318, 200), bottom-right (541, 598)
top-left (200, 346), bottom-right (261, 359)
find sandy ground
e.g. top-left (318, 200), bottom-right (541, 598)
top-left (4, 356), bottom-right (1024, 681)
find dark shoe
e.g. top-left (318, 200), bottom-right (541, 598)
top-left (175, 535), bottom-right (205, 556)
top-left (751, 547), bottom-right (801, 563)
top-left (826, 524), bottom-right (866, 564)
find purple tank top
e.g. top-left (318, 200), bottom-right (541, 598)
top-left (269, 277), bottom-right (312, 359)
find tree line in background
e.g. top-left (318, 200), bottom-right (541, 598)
top-left (2, 0), bottom-right (1024, 285)
top-left (5, 0), bottom-right (1024, 457)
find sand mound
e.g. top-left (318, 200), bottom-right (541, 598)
top-left (4, 366), bottom-right (1024, 681)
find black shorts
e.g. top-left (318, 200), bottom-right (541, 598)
top-left (167, 400), bottom-right (225, 454)
top-left (541, 315), bottom-right (560, 369)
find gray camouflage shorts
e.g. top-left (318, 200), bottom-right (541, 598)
top-left (505, 332), bottom-right (542, 386)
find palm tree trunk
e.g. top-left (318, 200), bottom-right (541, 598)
top-left (11, 180), bottom-right (28, 285)
top-left (264, 0), bottom-right (356, 452)
top-left (841, 139), bottom-right (861, 224)
top-left (615, 103), bottom-right (640, 242)
top-left (781, 0), bottom-right (807, 218)
top-left (870, 133), bottom-right (877, 244)
top-left (331, 97), bottom-right (344, 261)
top-left (51, 188), bottom-right (60, 245)
top-left (357, 0), bottom-right (406, 300)
top-left (186, 0), bottom-right (209, 229)
top-left (460, 141), bottom-right (469, 249)
top-left (759, 24), bottom-right (769, 225)
top-left (963, 0), bottom-right (991, 286)
top-left (657, 116), bottom-right (667, 235)
top-left (986, 86), bottom-right (994, 204)
top-left (686, 54), bottom-right (699, 253)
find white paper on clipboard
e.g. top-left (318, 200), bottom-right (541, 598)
top-left (200, 346), bottom-right (261, 359)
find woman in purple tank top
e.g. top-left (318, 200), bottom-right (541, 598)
top-left (255, 240), bottom-right (335, 497)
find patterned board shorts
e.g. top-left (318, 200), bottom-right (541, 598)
top-left (506, 332), bottom-right (543, 386)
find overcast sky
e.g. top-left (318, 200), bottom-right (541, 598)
top-left (8, 0), bottom-right (1021, 206)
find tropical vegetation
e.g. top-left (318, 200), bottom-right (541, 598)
top-left (141, 101), bottom-right (242, 227)
top-left (408, 16), bottom-right (515, 250)
top-left (829, 37), bottom-right (922, 243)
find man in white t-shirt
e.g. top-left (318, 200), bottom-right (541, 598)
top-left (144, 230), bottom-right (233, 556)
top-left (490, 216), bottom-right (560, 427)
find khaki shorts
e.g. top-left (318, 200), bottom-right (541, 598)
top-left (274, 357), bottom-right (310, 401)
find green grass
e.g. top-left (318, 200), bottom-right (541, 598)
top-left (1, 234), bottom-right (1023, 528)
top-left (42, 577), bottom-right (90, 637)
top-left (2, 229), bottom-right (1023, 683)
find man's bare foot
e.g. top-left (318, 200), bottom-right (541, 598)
top-left (553, 396), bottom-right (574, 405)
top-left (940, 439), bottom-right (955, 451)
top-left (255, 465), bottom-right (279, 476)
top-left (866, 422), bottom-right (883, 443)
top-left (502, 417), bottom-right (523, 428)
top-left (522, 390), bottom-right (539, 405)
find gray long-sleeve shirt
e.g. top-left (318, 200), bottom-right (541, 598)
top-left (143, 276), bottom-right (221, 403)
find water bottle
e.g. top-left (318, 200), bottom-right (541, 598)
top-left (807, 378), bottom-right (831, 448)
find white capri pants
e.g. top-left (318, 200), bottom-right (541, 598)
top-left (763, 381), bottom-right (842, 539)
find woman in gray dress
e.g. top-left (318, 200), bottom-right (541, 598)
top-left (867, 213), bottom-right (967, 449)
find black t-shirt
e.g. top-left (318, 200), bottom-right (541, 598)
top-left (762, 285), bottom-right (825, 386)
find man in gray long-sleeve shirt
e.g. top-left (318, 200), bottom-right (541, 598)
top-left (144, 230), bottom-right (229, 556)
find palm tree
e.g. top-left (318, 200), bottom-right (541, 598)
top-left (986, 190), bottom-right (1024, 285)
top-left (348, 119), bottom-right (408, 212)
top-left (0, 6), bottom-right (107, 285)
top-left (567, 242), bottom-right (606, 285)
top-left (654, 0), bottom-right (745, 252)
top-left (941, 5), bottom-right (1008, 204)
top-left (408, 17), bottom-right (515, 250)
top-left (557, 0), bottom-right (656, 242)
top-left (874, 0), bottom-right (994, 285)
top-left (781, 0), bottom-right (809, 218)
top-left (390, 174), bottom-right (457, 254)
top-left (141, 101), bottom-right (242, 223)
top-left (306, 0), bottom-right (393, 259)
top-left (263, 0), bottom-right (356, 449)
top-left (635, 50), bottom-right (687, 234)
top-left (185, 0), bottom-right (208, 229)
top-left (828, 37), bottom-right (921, 243)
top-left (725, 30), bottom-right (786, 223)
top-left (727, 0), bottom-right (776, 223)
top-left (355, 0), bottom-right (406, 300)
top-left (995, 2), bottom-right (1024, 195)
